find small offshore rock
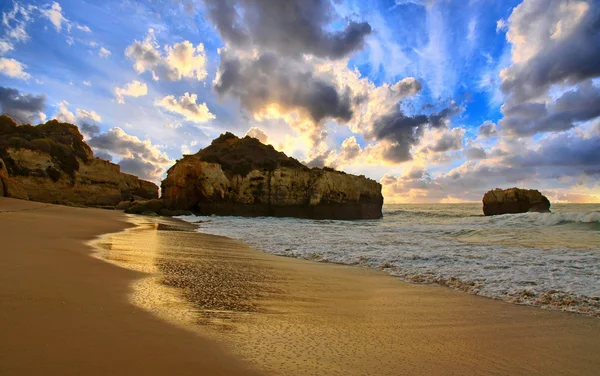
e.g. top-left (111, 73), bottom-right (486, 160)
top-left (482, 187), bottom-right (551, 216)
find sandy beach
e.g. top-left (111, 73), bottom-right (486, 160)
top-left (0, 197), bottom-right (259, 375)
top-left (2, 197), bottom-right (600, 375)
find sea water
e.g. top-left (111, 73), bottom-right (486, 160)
top-left (180, 203), bottom-right (600, 316)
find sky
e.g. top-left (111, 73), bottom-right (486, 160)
top-left (0, 0), bottom-right (599, 203)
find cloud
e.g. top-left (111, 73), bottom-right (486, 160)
top-left (369, 102), bottom-right (461, 163)
top-left (114, 80), bottom-right (147, 104)
top-left (98, 47), bottom-right (111, 58)
top-left (94, 150), bottom-right (112, 161)
top-left (0, 86), bottom-right (46, 124)
top-left (478, 120), bottom-right (497, 138)
top-left (500, 80), bottom-right (600, 136)
top-left (201, 0), bottom-right (371, 59)
top-left (214, 51), bottom-right (353, 127)
top-left (245, 127), bottom-right (268, 143)
top-left (0, 2), bottom-right (34, 53)
top-left (82, 80), bottom-right (91, 86)
top-left (339, 136), bottom-right (362, 161)
top-left (381, 126), bottom-right (600, 203)
top-left (118, 157), bottom-right (167, 182)
top-left (76, 108), bottom-right (101, 122)
top-left (125, 29), bottom-right (207, 81)
top-left (464, 147), bottom-right (487, 160)
top-left (87, 127), bottom-right (173, 182)
top-left (0, 57), bottom-right (30, 79)
top-left (156, 92), bottom-right (215, 123)
top-left (501, 0), bottom-right (599, 101)
top-left (76, 24), bottom-right (91, 32)
top-left (495, 0), bottom-right (600, 139)
top-left (53, 100), bottom-right (75, 123)
top-left (40, 2), bottom-right (69, 32)
top-left (51, 102), bottom-right (102, 138)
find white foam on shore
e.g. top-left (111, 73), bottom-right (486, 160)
top-left (178, 204), bottom-right (600, 316)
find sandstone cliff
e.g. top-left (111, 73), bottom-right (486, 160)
top-left (482, 188), bottom-right (551, 216)
top-left (162, 133), bottom-right (383, 219)
top-left (0, 116), bottom-right (158, 206)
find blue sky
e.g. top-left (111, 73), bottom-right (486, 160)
top-left (1, 0), bottom-right (599, 202)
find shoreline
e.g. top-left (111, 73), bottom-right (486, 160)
top-left (2, 197), bottom-right (600, 375)
top-left (179, 206), bottom-right (600, 318)
top-left (94, 211), bottom-right (600, 375)
top-left (0, 197), bottom-right (259, 375)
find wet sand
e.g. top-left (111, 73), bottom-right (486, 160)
top-left (0, 197), bottom-right (259, 375)
top-left (96, 214), bottom-right (600, 375)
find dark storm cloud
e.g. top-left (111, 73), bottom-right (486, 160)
top-left (0, 86), bottom-right (46, 124)
top-left (500, 81), bottom-right (600, 136)
top-left (214, 51), bottom-right (353, 123)
top-left (202, 0), bottom-right (371, 59)
top-left (374, 103), bottom-right (461, 163)
top-left (501, 1), bottom-right (600, 103)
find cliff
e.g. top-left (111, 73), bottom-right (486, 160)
top-left (482, 188), bottom-right (551, 216)
top-left (0, 116), bottom-right (158, 206)
top-left (161, 133), bottom-right (383, 219)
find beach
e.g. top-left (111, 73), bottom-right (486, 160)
top-left (1, 197), bottom-right (600, 375)
top-left (0, 198), bottom-right (259, 376)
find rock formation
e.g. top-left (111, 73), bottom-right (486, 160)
top-left (482, 188), bottom-right (551, 216)
top-left (161, 133), bottom-right (383, 219)
top-left (0, 116), bottom-right (158, 206)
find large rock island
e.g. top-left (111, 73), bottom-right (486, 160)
top-left (0, 116), bottom-right (158, 206)
top-left (482, 188), bottom-right (551, 216)
top-left (162, 133), bottom-right (383, 219)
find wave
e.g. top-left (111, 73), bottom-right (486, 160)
top-left (382, 209), bottom-right (469, 219)
top-left (489, 211), bottom-right (600, 227)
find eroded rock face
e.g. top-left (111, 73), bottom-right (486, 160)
top-left (0, 116), bottom-right (158, 206)
top-left (482, 188), bottom-right (551, 216)
top-left (161, 134), bottom-right (383, 219)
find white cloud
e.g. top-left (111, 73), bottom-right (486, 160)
top-left (0, 58), bottom-right (30, 79)
top-left (156, 92), bottom-right (215, 123)
top-left (99, 47), bottom-right (111, 58)
top-left (76, 108), bottom-right (101, 122)
top-left (53, 100), bottom-right (75, 123)
top-left (1, 2), bottom-right (33, 49)
top-left (87, 127), bottom-right (173, 182)
top-left (82, 80), bottom-right (91, 86)
top-left (0, 40), bottom-right (13, 55)
top-left (76, 24), bottom-right (91, 32)
top-left (41, 2), bottom-right (69, 32)
top-left (125, 29), bottom-right (208, 81)
top-left (245, 127), bottom-right (268, 143)
top-left (114, 80), bottom-right (148, 104)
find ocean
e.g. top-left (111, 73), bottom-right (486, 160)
top-left (180, 203), bottom-right (600, 316)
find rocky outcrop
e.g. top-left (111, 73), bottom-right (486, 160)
top-left (0, 116), bottom-right (158, 206)
top-left (161, 133), bottom-right (383, 219)
top-left (482, 188), bottom-right (551, 216)
top-left (0, 157), bottom-right (7, 197)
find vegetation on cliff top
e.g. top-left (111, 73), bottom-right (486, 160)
top-left (0, 115), bottom-right (93, 179)
top-left (193, 132), bottom-right (311, 176)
